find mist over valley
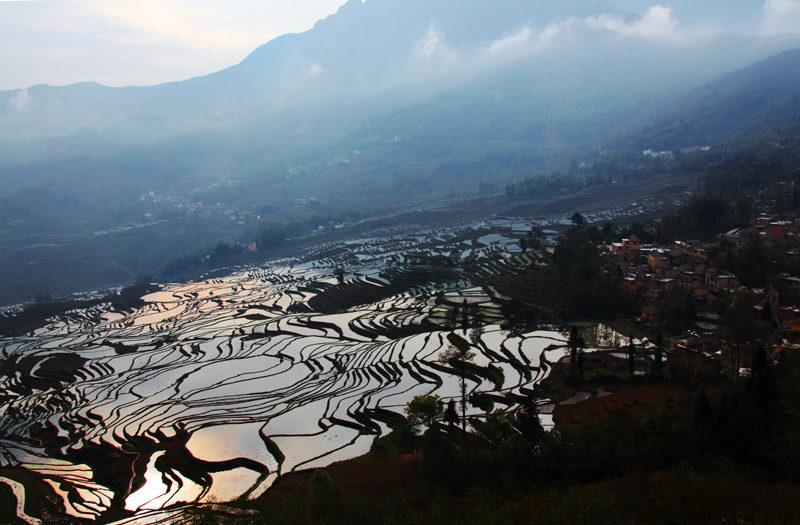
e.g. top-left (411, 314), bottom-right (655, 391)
top-left (2, 0), bottom-right (800, 306)
top-left (2, 1), bottom-right (800, 523)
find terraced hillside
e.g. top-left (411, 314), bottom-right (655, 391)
top-left (0, 222), bottom-right (627, 524)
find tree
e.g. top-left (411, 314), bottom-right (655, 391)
top-left (440, 333), bottom-right (477, 434)
top-left (747, 343), bottom-right (778, 414)
top-left (469, 325), bottom-right (485, 348)
top-left (737, 235), bottom-right (770, 286)
top-left (601, 220), bottom-right (620, 244)
top-left (661, 291), bottom-right (691, 331)
top-left (443, 399), bottom-right (459, 430)
top-left (568, 327), bottom-right (580, 378)
top-left (333, 267), bottom-right (345, 284)
top-left (404, 394), bottom-right (444, 436)
top-left (516, 402), bottom-right (545, 443)
top-left (571, 212), bottom-right (586, 231)
top-left (692, 388), bottom-right (714, 450)
top-left (627, 333), bottom-right (636, 377)
top-left (721, 292), bottom-right (769, 377)
top-left (653, 332), bottom-right (664, 375)
top-left (519, 237), bottom-right (528, 253)
top-left (529, 225), bottom-right (545, 249)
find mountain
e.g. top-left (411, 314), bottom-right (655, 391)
top-left (1, 0), bottom-right (797, 149)
top-left (1, 1), bottom-right (800, 306)
top-left (614, 47), bottom-right (800, 151)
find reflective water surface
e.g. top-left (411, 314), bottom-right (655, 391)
top-left (0, 251), bottom-right (626, 522)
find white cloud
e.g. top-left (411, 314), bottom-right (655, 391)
top-left (308, 62), bottom-right (325, 75)
top-left (763, 0), bottom-right (800, 34)
top-left (474, 19), bottom-right (577, 65)
top-left (487, 26), bottom-right (533, 55)
top-left (539, 20), bottom-right (574, 45)
top-left (8, 88), bottom-right (31, 111)
top-left (587, 6), bottom-right (681, 40)
top-left (414, 24), bottom-right (444, 59)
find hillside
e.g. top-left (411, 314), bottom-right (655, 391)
top-left (1, 2), bottom-right (800, 306)
top-left (618, 47), bottom-right (800, 151)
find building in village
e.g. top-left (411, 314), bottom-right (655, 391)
top-left (596, 212), bottom-right (800, 377)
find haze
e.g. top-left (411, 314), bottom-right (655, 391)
top-left (0, 0), bottom-right (799, 307)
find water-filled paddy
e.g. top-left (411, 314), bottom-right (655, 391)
top-left (0, 251), bottom-right (629, 522)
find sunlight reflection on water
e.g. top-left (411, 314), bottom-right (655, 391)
top-left (0, 258), bottom-right (635, 522)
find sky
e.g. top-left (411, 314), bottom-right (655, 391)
top-left (2, 0), bottom-right (800, 92)
top-left (0, 0), bottom-right (350, 91)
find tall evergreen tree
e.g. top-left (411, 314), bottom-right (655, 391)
top-left (568, 327), bottom-right (580, 378)
top-left (628, 333), bottom-right (636, 377)
top-left (654, 332), bottom-right (664, 375)
top-left (444, 399), bottom-right (459, 431)
top-left (440, 333), bottom-right (477, 435)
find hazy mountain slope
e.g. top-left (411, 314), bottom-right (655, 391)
top-left (617, 47), bottom-right (800, 150)
top-left (1, 2), bottom-right (800, 306)
top-left (0, 0), bottom-right (626, 145)
top-left (1, 0), bottom-right (797, 153)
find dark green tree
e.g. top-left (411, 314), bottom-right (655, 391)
top-left (440, 333), bottom-right (477, 434)
top-left (653, 332), bottom-right (664, 375)
top-left (601, 220), bottom-right (620, 244)
top-left (692, 388), bottom-right (714, 451)
top-left (737, 234), bottom-right (770, 286)
top-left (404, 394), bottom-right (444, 438)
top-left (569, 327), bottom-right (580, 378)
top-left (333, 268), bottom-right (345, 284)
top-left (571, 212), bottom-right (586, 231)
top-left (746, 343), bottom-right (779, 414)
top-left (628, 333), bottom-right (636, 377)
top-left (529, 225), bottom-right (545, 249)
top-left (721, 292), bottom-right (769, 377)
top-left (444, 399), bottom-right (459, 431)
top-left (516, 402), bottom-right (545, 443)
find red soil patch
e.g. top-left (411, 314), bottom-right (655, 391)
top-left (265, 454), bottom-right (417, 499)
top-left (553, 383), bottom-right (688, 427)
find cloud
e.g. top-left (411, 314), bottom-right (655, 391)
top-left (587, 6), bottom-right (681, 40)
top-left (8, 89), bottom-right (31, 111)
top-left (473, 8), bottom-right (683, 68)
top-left (483, 19), bottom-right (576, 59)
top-left (763, 0), bottom-right (800, 34)
top-left (308, 62), bottom-right (325, 75)
top-left (486, 26), bottom-right (533, 55)
top-left (413, 24), bottom-right (445, 59)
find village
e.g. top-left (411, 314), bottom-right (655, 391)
top-left (597, 212), bottom-right (800, 378)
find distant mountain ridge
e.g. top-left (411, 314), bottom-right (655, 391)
top-left (1, 0), bottom-right (798, 149)
top-left (617, 47), bottom-right (800, 150)
top-left (1, 1), bottom-right (800, 306)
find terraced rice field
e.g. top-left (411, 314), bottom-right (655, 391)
top-left (0, 224), bottom-right (622, 523)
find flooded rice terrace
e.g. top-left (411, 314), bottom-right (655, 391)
top-left (0, 220), bottom-right (628, 523)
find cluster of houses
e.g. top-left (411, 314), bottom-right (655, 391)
top-left (597, 213), bottom-right (800, 377)
top-left (601, 235), bottom-right (747, 314)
